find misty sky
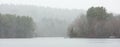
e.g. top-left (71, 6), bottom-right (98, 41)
top-left (0, 0), bottom-right (120, 14)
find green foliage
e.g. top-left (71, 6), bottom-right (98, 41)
top-left (87, 7), bottom-right (108, 20)
top-left (68, 7), bottom-right (116, 38)
top-left (86, 7), bottom-right (111, 38)
top-left (0, 13), bottom-right (35, 38)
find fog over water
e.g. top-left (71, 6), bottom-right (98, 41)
top-left (0, 0), bottom-right (120, 14)
top-left (0, 0), bottom-right (120, 37)
top-left (0, 0), bottom-right (120, 47)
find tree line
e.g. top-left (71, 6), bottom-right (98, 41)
top-left (0, 14), bottom-right (35, 38)
top-left (68, 7), bottom-right (120, 38)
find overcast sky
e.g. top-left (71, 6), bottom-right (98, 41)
top-left (0, 0), bottom-right (120, 14)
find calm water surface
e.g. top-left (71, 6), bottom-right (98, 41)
top-left (0, 38), bottom-right (120, 47)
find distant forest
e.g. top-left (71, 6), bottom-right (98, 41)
top-left (1, 4), bottom-right (120, 38)
top-left (68, 7), bottom-right (120, 38)
top-left (0, 14), bottom-right (35, 38)
top-left (0, 4), bottom-right (82, 37)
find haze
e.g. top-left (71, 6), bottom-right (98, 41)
top-left (0, 0), bottom-right (120, 14)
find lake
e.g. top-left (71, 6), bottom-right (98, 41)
top-left (0, 37), bottom-right (120, 47)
